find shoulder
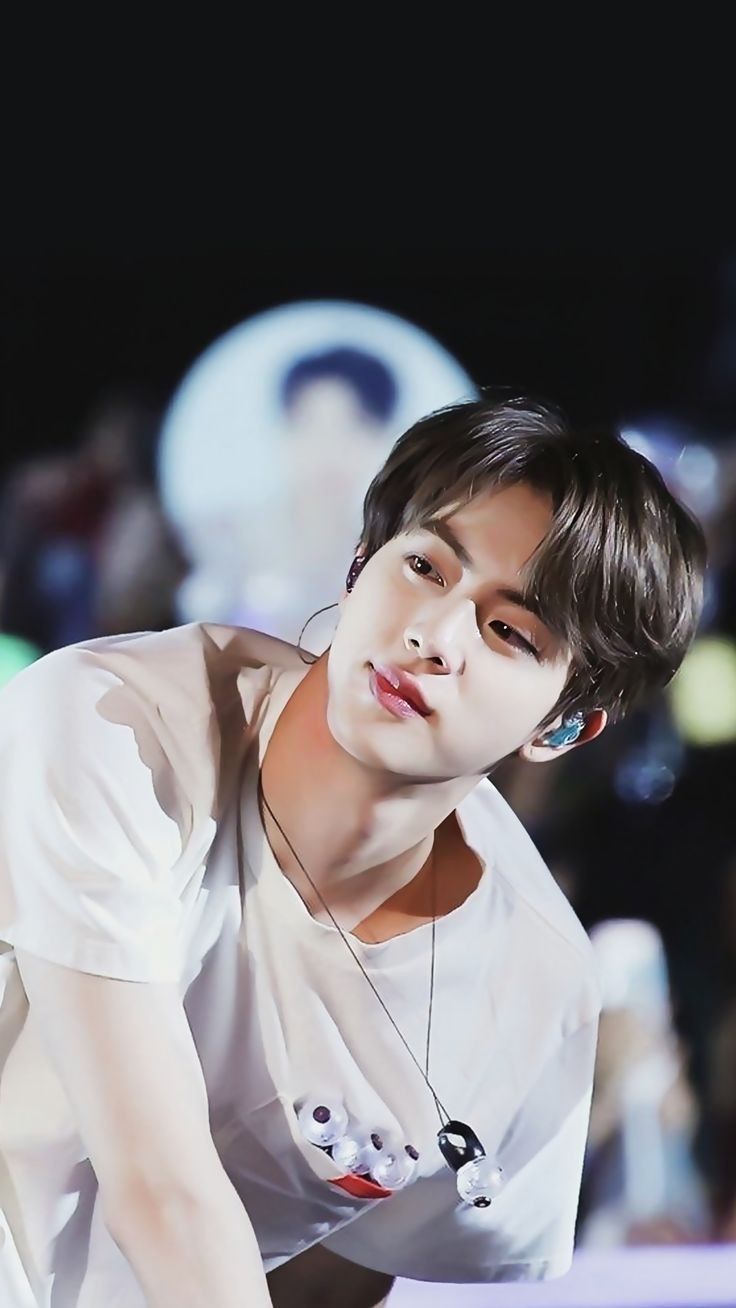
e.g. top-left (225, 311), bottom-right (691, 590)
top-left (463, 778), bottom-right (601, 1027)
top-left (1, 620), bottom-right (307, 728)
top-left (0, 622), bottom-right (309, 815)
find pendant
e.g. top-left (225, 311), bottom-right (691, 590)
top-left (437, 1119), bottom-right (504, 1208)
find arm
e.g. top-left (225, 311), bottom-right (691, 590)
top-left (16, 948), bottom-right (273, 1308)
top-left (266, 1240), bottom-right (395, 1308)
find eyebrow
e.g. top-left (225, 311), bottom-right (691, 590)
top-left (423, 518), bottom-right (548, 625)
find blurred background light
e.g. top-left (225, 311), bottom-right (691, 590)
top-left (669, 635), bottom-right (736, 747)
top-left (0, 632), bottom-right (40, 689)
top-left (158, 299), bottom-right (475, 647)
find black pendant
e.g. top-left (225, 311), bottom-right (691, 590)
top-left (437, 1119), bottom-right (486, 1173)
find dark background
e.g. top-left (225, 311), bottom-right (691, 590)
top-left (2, 244), bottom-right (731, 473)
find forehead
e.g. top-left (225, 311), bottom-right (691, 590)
top-left (425, 483), bottom-right (554, 571)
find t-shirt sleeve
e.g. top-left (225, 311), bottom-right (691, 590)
top-left (321, 1013), bottom-right (599, 1284)
top-left (0, 643), bottom-right (203, 983)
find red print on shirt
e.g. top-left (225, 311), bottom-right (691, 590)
top-left (328, 1173), bottom-right (393, 1199)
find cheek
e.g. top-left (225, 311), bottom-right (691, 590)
top-left (471, 668), bottom-right (566, 743)
top-left (508, 674), bottom-right (568, 740)
top-left (340, 576), bottom-right (398, 641)
top-left (328, 599), bottom-right (379, 686)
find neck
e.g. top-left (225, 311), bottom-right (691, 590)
top-left (258, 650), bottom-right (477, 929)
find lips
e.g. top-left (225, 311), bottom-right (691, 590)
top-left (371, 663), bottom-right (432, 716)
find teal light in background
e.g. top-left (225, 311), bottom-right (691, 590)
top-left (0, 633), bottom-right (41, 690)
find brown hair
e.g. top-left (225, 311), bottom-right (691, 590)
top-left (357, 396), bottom-right (708, 732)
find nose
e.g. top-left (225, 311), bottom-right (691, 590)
top-left (403, 597), bottom-right (478, 674)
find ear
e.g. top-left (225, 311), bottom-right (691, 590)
top-left (518, 708), bottom-right (608, 764)
top-left (339, 547), bottom-right (368, 610)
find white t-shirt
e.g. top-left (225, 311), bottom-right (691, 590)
top-left (0, 622), bottom-right (601, 1306)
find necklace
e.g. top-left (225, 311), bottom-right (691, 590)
top-left (255, 767), bottom-right (504, 1208)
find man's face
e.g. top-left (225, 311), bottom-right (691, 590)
top-left (284, 379), bottom-right (386, 544)
top-left (326, 483), bottom-right (573, 782)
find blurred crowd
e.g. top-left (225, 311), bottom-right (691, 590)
top-left (0, 393), bottom-right (186, 656)
top-left (1, 384), bottom-right (735, 1255)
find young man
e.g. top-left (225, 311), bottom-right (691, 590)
top-left (0, 398), bottom-right (706, 1307)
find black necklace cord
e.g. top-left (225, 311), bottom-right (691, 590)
top-left (256, 769), bottom-right (451, 1128)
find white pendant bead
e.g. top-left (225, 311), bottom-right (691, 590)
top-left (456, 1157), bottom-right (504, 1208)
top-left (330, 1130), bottom-right (364, 1172)
top-left (355, 1130), bottom-right (385, 1174)
top-left (372, 1144), bottom-right (419, 1189)
top-left (296, 1096), bottom-right (349, 1147)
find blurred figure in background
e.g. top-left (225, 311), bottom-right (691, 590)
top-left (226, 346), bottom-right (400, 638)
top-left (280, 346), bottom-right (399, 561)
top-left (578, 919), bottom-right (709, 1247)
top-left (160, 300), bottom-right (475, 645)
top-left (0, 392), bottom-right (187, 654)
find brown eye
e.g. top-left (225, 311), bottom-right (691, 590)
top-left (490, 620), bottom-right (540, 659)
top-left (406, 554), bottom-right (444, 584)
